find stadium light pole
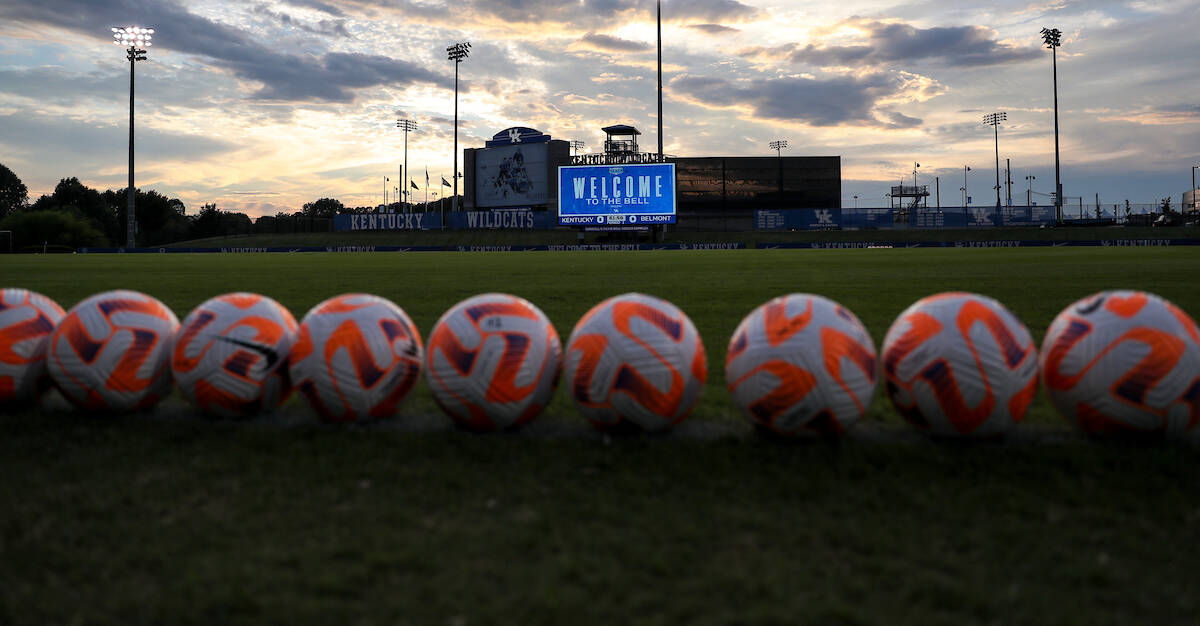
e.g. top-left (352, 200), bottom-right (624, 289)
top-left (983, 112), bottom-right (1006, 211)
top-left (113, 26), bottom-right (152, 248)
top-left (657, 0), bottom-right (663, 161)
top-left (447, 41), bottom-right (470, 214)
top-left (397, 118), bottom-right (417, 213)
top-left (1026, 175), bottom-right (1036, 207)
top-left (1041, 27), bottom-right (1063, 222)
top-left (570, 140), bottom-right (585, 156)
top-left (770, 140), bottom-right (787, 204)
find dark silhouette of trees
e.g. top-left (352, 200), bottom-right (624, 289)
top-left (31, 178), bottom-right (119, 243)
top-left (0, 163), bottom-right (28, 220)
top-left (301, 197), bottom-right (344, 218)
top-left (0, 210), bottom-right (107, 251)
top-left (190, 203), bottom-right (253, 240)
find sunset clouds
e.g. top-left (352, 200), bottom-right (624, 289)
top-left (0, 0), bottom-right (1196, 215)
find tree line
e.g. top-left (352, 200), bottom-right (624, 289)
top-left (0, 163), bottom-right (406, 251)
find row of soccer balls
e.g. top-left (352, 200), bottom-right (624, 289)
top-left (1, 287), bottom-right (1198, 439)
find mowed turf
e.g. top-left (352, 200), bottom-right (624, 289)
top-left (1, 248), bottom-right (1199, 625)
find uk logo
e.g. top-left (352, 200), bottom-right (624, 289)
top-left (508, 128), bottom-right (523, 144)
top-left (815, 210), bottom-right (834, 225)
top-left (970, 209), bottom-right (992, 225)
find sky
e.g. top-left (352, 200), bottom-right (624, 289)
top-left (1, 0), bottom-right (1198, 217)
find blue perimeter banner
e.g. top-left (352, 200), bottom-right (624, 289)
top-left (756, 207), bottom-right (1055, 230)
top-left (558, 163), bottom-right (676, 226)
top-left (334, 210), bottom-right (555, 231)
top-left (74, 240), bottom-right (1198, 254)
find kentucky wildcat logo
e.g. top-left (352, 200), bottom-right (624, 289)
top-left (971, 208), bottom-right (993, 225)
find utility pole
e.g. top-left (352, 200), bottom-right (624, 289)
top-left (1005, 158), bottom-right (1012, 207)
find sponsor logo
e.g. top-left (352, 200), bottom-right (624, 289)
top-left (215, 336), bottom-right (281, 369)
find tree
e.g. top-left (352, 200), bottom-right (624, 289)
top-left (189, 203), bottom-right (253, 239)
top-left (103, 188), bottom-right (192, 245)
top-left (1160, 197), bottom-right (1174, 214)
top-left (31, 177), bottom-right (118, 244)
top-left (301, 197), bottom-right (344, 218)
top-left (0, 210), bottom-right (107, 251)
top-left (0, 163), bottom-right (28, 219)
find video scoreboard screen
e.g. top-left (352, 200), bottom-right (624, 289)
top-left (558, 163), bottom-right (676, 225)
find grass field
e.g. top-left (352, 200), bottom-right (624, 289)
top-left (2, 248), bottom-right (1199, 625)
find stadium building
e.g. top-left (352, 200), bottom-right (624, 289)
top-left (463, 125), bottom-right (841, 227)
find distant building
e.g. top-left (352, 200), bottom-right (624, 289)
top-left (1185, 188), bottom-right (1198, 213)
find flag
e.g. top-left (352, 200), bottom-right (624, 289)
top-left (411, 180), bottom-right (419, 190)
top-left (425, 168), bottom-right (430, 187)
top-left (441, 176), bottom-right (451, 187)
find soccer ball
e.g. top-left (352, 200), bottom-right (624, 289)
top-left (881, 292), bottom-right (1038, 437)
top-left (0, 288), bottom-right (66, 407)
top-left (172, 293), bottom-right (298, 418)
top-left (48, 289), bottom-right (179, 412)
top-left (289, 293), bottom-right (423, 422)
top-left (426, 293), bottom-right (561, 431)
top-left (564, 293), bottom-right (706, 432)
top-left (1040, 290), bottom-right (1200, 438)
top-left (726, 294), bottom-right (877, 437)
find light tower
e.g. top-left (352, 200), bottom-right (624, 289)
top-left (983, 112), bottom-right (1006, 211)
top-left (112, 26), bottom-right (153, 248)
top-left (569, 140), bottom-right (585, 156)
top-left (1041, 27), bottom-right (1063, 222)
top-left (446, 41), bottom-right (470, 214)
top-left (396, 118), bottom-right (417, 213)
top-left (769, 140), bottom-right (788, 203)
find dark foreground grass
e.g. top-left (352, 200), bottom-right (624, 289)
top-left (1, 248), bottom-right (1199, 624)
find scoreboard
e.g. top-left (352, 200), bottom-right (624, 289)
top-left (558, 163), bottom-right (676, 225)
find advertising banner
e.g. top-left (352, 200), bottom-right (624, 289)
top-left (558, 163), bottom-right (676, 226)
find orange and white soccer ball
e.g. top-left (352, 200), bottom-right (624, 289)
top-left (1040, 290), bottom-right (1200, 438)
top-left (726, 294), bottom-right (877, 437)
top-left (0, 288), bottom-right (66, 407)
top-left (289, 294), bottom-right (423, 422)
top-left (565, 293), bottom-right (706, 432)
top-left (172, 293), bottom-right (298, 418)
top-left (48, 289), bottom-right (179, 412)
top-left (426, 293), bottom-right (561, 431)
top-left (882, 292), bottom-right (1038, 437)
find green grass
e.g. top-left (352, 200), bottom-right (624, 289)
top-left (2, 248), bottom-right (1199, 625)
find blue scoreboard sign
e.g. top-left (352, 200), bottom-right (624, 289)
top-left (558, 163), bottom-right (676, 225)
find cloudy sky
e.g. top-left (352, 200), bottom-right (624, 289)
top-left (1, 0), bottom-right (1197, 216)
